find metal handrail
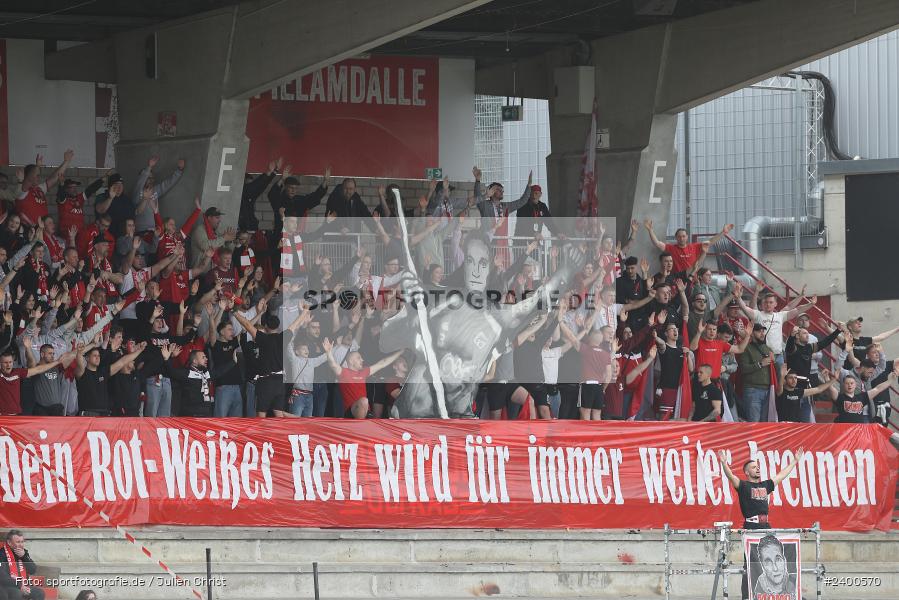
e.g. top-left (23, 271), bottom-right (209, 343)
top-left (721, 232), bottom-right (838, 327)
top-left (701, 233), bottom-right (899, 434)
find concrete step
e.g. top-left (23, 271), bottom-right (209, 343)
top-left (24, 528), bottom-right (899, 600)
top-left (38, 559), bottom-right (899, 600)
top-left (26, 527), bottom-right (898, 565)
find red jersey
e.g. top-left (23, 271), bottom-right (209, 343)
top-left (597, 252), bottom-right (617, 287)
top-left (159, 270), bottom-right (191, 304)
top-left (85, 303), bottom-right (111, 336)
top-left (209, 266), bottom-right (239, 293)
top-left (0, 368), bottom-right (28, 414)
top-left (695, 338), bottom-right (730, 378)
top-left (57, 192), bottom-right (87, 233)
top-left (579, 342), bottom-right (612, 383)
top-left (157, 232), bottom-right (184, 260)
top-left (76, 225), bottom-right (114, 258)
top-left (172, 335), bottom-right (206, 369)
top-left (664, 242), bottom-right (703, 273)
top-left (68, 279), bottom-right (87, 307)
top-left (16, 182), bottom-right (49, 226)
top-left (156, 208), bottom-right (201, 260)
top-left (339, 367), bottom-right (371, 410)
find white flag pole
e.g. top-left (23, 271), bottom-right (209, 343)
top-left (391, 189), bottom-right (448, 419)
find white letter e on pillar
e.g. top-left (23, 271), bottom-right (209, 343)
top-left (649, 160), bottom-right (667, 204)
top-left (217, 147), bottom-right (236, 192)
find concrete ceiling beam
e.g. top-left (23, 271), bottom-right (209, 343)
top-left (223, 0), bottom-right (495, 99)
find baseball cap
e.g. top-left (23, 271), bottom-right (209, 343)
top-left (283, 176), bottom-right (300, 186)
top-left (204, 207), bottom-right (224, 217)
top-left (752, 323), bottom-right (767, 332)
top-left (63, 178), bottom-right (80, 187)
top-left (92, 233), bottom-right (109, 246)
top-left (107, 173), bottom-right (123, 185)
top-left (531, 184), bottom-right (542, 193)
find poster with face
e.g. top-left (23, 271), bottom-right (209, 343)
top-left (744, 533), bottom-right (801, 600)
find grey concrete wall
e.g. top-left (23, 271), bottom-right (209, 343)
top-left (762, 174), bottom-right (899, 360)
top-left (112, 10), bottom-right (235, 141)
top-left (21, 527), bottom-right (898, 600)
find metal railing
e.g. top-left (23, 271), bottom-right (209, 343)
top-left (664, 522), bottom-right (824, 600)
top-left (698, 232), bottom-right (899, 432)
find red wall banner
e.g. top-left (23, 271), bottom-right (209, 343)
top-left (0, 418), bottom-right (895, 531)
top-left (245, 56), bottom-right (439, 178)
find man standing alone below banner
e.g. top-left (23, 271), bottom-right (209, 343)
top-left (718, 448), bottom-right (805, 600)
top-left (1, 529), bottom-right (44, 600)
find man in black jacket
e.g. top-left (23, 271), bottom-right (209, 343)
top-left (1, 529), bottom-right (44, 600)
top-left (514, 185), bottom-right (561, 238)
top-left (238, 157), bottom-right (282, 231)
top-left (161, 344), bottom-right (215, 417)
top-left (785, 323), bottom-right (842, 381)
top-left (267, 166), bottom-right (330, 233)
top-left (325, 178), bottom-right (378, 234)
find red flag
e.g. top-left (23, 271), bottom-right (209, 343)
top-left (517, 396), bottom-right (531, 420)
top-left (578, 98), bottom-right (599, 220)
top-left (767, 362), bottom-right (779, 422)
top-left (626, 356), bottom-right (652, 419)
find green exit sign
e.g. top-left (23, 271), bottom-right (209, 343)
top-left (425, 167), bottom-right (443, 179)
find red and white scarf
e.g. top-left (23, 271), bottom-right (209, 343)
top-left (203, 216), bottom-right (217, 242)
top-left (28, 254), bottom-right (49, 297)
top-left (90, 255), bottom-right (118, 296)
top-left (43, 231), bottom-right (65, 264)
top-left (239, 246), bottom-right (256, 269)
top-left (3, 543), bottom-right (24, 583)
top-left (280, 233), bottom-right (305, 275)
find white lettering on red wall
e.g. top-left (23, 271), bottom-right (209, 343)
top-left (245, 56), bottom-right (439, 179)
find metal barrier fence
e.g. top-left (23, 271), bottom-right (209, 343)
top-left (664, 522), bottom-right (824, 600)
top-left (304, 231), bottom-right (601, 284)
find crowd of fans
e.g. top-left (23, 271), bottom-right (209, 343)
top-left (0, 151), bottom-right (897, 430)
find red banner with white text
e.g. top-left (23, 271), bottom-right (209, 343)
top-left (245, 55), bottom-right (439, 178)
top-left (0, 419), bottom-right (895, 531)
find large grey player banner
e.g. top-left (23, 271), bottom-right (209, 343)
top-left (743, 533), bottom-right (802, 600)
top-left (280, 211), bottom-right (644, 418)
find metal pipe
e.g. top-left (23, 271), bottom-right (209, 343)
top-left (664, 524), bottom-right (671, 600)
top-left (313, 562), bottom-right (320, 600)
top-left (205, 548), bottom-right (212, 600)
top-left (684, 109), bottom-right (692, 237)
top-left (793, 74), bottom-right (804, 270)
top-left (741, 216), bottom-right (821, 279)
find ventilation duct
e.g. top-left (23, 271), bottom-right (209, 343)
top-left (742, 216), bottom-right (823, 279)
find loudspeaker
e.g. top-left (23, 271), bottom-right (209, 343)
top-left (145, 33), bottom-right (157, 79)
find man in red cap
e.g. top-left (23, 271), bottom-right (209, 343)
top-left (514, 183), bottom-right (561, 238)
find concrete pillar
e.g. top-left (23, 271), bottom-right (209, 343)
top-left (111, 8), bottom-right (247, 226)
top-left (478, 0), bottom-right (899, 257)
top-left (51, 0), bottom-right (493, 228)
top-left (547, 26), bottom-right (677, 259)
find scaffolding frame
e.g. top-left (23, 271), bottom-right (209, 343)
top-left (663, 522), bottom-right (824, 600)
top-left (671, 74), bottom-right (827, 237)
